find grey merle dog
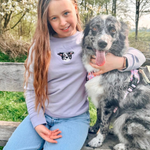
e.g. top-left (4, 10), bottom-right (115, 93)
top-left (82, 15), bottom-right (150, 150)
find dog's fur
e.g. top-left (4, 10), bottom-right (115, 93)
top-left (82, 15), bottom-right (150, 150)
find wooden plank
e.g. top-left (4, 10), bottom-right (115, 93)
top-left (0, 62), bottom-right (25, 92)
top-left (0, 121), bottom-right (20, 146)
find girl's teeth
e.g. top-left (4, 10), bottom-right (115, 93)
top-left (64, 27), bottom-right (68, 30)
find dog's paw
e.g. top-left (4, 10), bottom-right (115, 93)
top-left (87, 137), bottom-right (103, 148)
top-left (87, 132), bottom-right (104, 148)
top-left (113, 143), bottom-right (126, 150)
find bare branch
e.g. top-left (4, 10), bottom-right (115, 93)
top-left (4, 10), bottom-right (26, 32)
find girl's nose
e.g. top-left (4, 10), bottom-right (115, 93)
top-left (59, 17), bottom-right (66, 26)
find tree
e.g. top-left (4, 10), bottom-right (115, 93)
top-left (0, 0), bottom-right (3, 35)
top-left (130, 0), bottom-right (150, 40)
top-left (112, 0), bottom-right (117, 16)
top-left (79, 0), bottom-right (111, 24)
top-left (0, 0), bottom-right (37, 33)
top-left (135, 0), bottom-right (140, 40)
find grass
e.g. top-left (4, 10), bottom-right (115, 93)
top-left (0, 51), bottom-right (27, 62)
top-left (129, 31), bottom-right (150, 53)
top-left (0, 91), bottom-right (96, 125)
top-left (0, 91), bottom-right (28, 122)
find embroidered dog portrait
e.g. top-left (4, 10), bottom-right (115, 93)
top-left (57, 51), bottom-right (74, 62)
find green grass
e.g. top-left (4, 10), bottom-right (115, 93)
top-left (129, 31), bottom-right (150, 52)
top-left (0, 91), bottom-right (28, 150)
top-left (0, 51), bottom-right (27, 62)
top-left (0, 91), bottom-right (28, 122)
top-left (0, 91), bottom-right (96, 124)
top-left (88, 98), bottom-right (97, 126)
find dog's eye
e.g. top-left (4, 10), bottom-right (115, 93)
top-left (110, 28), bottom-right (116, 33)
top-left (92, 26), bottom-right (98, 31)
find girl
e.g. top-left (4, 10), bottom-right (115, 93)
top-left (4, 0), bottom-right (145, 150)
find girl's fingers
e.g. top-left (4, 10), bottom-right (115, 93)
top-left (93, 70), bottom-right (103, 76)
top-left (89, 62), bottom-right (101, 69)
top-left (50, 135), bottom-right (62, 139)
top-left (53, 130), bottom-right (61, 136)
top-left (91, 55), bottom-right (96, 59)
top-left (51, 129), bottom-right (62, 135)
top-left (46, 138), bottom-right (58, 143)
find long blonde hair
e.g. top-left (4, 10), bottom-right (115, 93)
top-left (24, 0), bottom-right (82, 111)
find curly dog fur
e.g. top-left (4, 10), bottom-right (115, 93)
top-left (82, 15), bottom-right (150, 150)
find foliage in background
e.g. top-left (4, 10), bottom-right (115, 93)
top-left (0, 0), bottom-right (37, 40)
top-left (0, 33), bottom-right (28, 60)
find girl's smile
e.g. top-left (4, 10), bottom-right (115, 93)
top-left (48, 0), bottom-right (78, 38)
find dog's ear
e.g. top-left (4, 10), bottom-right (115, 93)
top-left (82, 21), bottom-right (91, 47)
top-left (57, 52), bottom-right (63, 56)
top-left (119, 21), bottom-right (128, 41)
top-left (68, 51), bottom-right (74, 55)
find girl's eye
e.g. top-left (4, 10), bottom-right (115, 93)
top-left (51, 17), bottom-right (57, 21)
top-left (64, 12), bottom-right (69, 16)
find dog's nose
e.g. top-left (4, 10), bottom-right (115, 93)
top-left (98, 40), bottom-right (107, 48)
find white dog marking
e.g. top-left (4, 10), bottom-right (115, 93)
top-left (85, 76), bottom-right (104, 108)
top-left (113, 143), bottom-right (126, 150)
top-left (88, 132), bottom-right (104, 148)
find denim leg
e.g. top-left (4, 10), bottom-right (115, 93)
top-left (43, 112), bottom-right (90, 150)
top-left (3, 115), bottom-right (44, 150)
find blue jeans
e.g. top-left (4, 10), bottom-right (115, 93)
top-left (4, 111), bottom-right (90, 150)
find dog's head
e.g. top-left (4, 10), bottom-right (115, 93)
top-left (82, 15), bottom-right (129, 66)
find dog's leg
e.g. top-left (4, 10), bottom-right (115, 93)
top-left (89, 108), bottom-right (101, 134)
top-left (88, 101), bottom-right (114, 148)
top-left (100, 100), bottom-right (115, 135)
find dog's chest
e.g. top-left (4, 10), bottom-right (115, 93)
top-left (102, 72), bottom-right (130, 98)
top-left (85, 76), bottom-right (104, 107)
top-left (85, 71), bottom-right (130, 107)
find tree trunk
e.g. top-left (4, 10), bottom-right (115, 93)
top-left (112, 0), bottom-right (117, 17)
top-left (135, 0), bottom-right (140, 41)
top-left (0, 0), bottom-right (3, 35)
top-left (105, 1), bottom-right (108, 14)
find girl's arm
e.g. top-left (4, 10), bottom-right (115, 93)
top-left (25, 47), bottom-right (62, 142)
top-left (90, 47), bottom-right (146, 75)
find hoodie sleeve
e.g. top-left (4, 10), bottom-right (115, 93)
top-left (24, 46), bottom-right (47, 128)
top-left (120, 47), bottom-right (146, 72)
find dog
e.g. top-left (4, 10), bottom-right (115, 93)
top-left (82, 15), bottom-right (150, 150)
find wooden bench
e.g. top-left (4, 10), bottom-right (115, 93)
top-left (1, 58), bottom-right (150, 149)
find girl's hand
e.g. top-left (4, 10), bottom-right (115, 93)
top-left (35, 124), bottom-right (62, 143)
top-left (90, 53), bottom-right (125, 75)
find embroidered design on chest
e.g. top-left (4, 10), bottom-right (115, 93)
top-left (57, 51), bottom-right (74, 62)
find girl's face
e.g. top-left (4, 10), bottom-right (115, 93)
top-left (48, 0), bottom-right (78, 38)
